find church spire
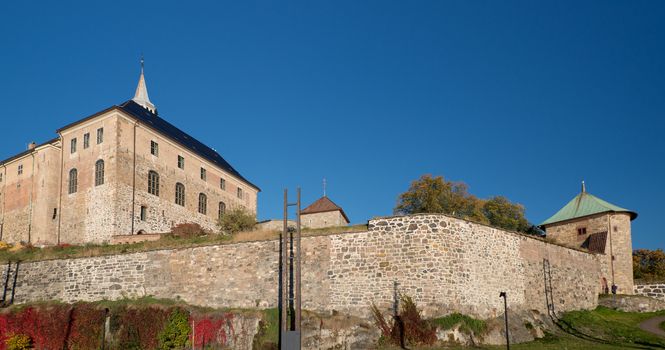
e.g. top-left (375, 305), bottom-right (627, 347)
top-left (132, 55), bottom-right (156, 113)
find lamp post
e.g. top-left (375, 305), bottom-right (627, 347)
top-left (499, 291), bottom-right (510, 350)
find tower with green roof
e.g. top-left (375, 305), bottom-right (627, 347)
top-left (539, 182), bottom-right (637, 295)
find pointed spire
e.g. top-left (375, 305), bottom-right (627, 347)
top-left (581, 180), bottom-right (586, 193)
top-left (132, 55), bottom-right (156, 113)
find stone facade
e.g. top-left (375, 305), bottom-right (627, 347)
top-left (543, 212), bottom-right (634, 294)
top-left (301, 210), bottom-right (348, 229)
top-left (5, 214), bottom-right (601, 319)
top-left (634, 283), bottom-right (665, 301)
top-left (0, 107), bottom-right (258, 245)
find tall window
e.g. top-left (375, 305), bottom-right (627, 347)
top-left (17, 164), bottom-right (23, 175)
top-left (148, 171), bottom-right (160, 196)
top-left (95, 160), bottom-right (105, 186)
top-left (83, 133), bottom-right (90, 149)
top-left (96, 127), bottom-right (104, 144)
top-left (177, 155), bottom-right (185, 169)
top-left (237, 187), bottom-right (243, 199)
top-left (68, 168), bottom-right (78, 194)
top-left (150, 141), bottom-right (159, 156)
top-left (70, 138), bottom-right (77, 154)
top-left (198, 193), bottom-right (207, 214)
top-left (140, 206), bottom-right (147, 221)
top-left (220, 178), bottom-right (226, 190)
top-left (218, 201), bottom-right (226, 220)
top-left (175, 183), bottom-right (185, 206)
top-left (200, 168), bottom-right (206, 181)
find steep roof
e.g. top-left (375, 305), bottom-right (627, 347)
top-left (57, 100), bottom-right (259, 191)
top-left (301, 196), bottom-right (350, 223)
top-left (540, 191), bottom-right (636, 227)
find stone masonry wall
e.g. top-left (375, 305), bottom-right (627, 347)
top-left (634, 284), bottom-right (665, 301)
top-left (5, 214), bottom-right (601, 319)
top-left (301, 210), bottom-right (348, 229)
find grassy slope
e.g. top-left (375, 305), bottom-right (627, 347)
top-left (661, 320), bottom-right (665, 332)
top-left (382, 307), bottom-right (665, 350)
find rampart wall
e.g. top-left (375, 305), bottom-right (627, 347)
top-left (634, 283), bottom-right (665, 301)
top-left (5, 214), bottom-right (601, 319)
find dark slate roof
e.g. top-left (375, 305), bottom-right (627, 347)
top-left (0, 138), bottom-right (59, 166)
top-left (301, 196), bottom-right (350, 223)
top-left (57, 100), bottom-right (259, 191)
top-left (581, 231), bottom-right (608, 254)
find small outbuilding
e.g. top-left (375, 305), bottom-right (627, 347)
top-left (300, 196), bottom-right (350, 229)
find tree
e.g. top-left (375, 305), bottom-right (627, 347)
top-left (633, 249), bottom-right (665, 282)
top-left (482, 196), bottom-right (530, 232)
top-left (218, 207), bottom-right (257, 235)
top-left (395, 174), bottom-right (534, 233)
top-left (394, 175), bottom-right (487, 223)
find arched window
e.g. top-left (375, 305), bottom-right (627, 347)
top-left (218, 201), bottom-right (226, 220)
top-left (148, 171), bottom-right (159, 196)
top-left (175, 183), bottom-right (185, 206)
top-left (68, 168), bottom-right (78, 194)
top-left (95, 160), bottom-right (105, 186)
top-left (198, 193), bottom-right (207, 214)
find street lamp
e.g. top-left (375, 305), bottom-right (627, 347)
top-left (499, 292), bottom-right (510, 350)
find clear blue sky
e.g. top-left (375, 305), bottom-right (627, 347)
top-left (1, 1), bottom-right (663, 249)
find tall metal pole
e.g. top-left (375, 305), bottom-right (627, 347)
top-left (295, 188), bottom-right (302, 331)
top-left (281, 189), bottom-right (288, 334)
top-left (500, 292), bottom-right (510, 350)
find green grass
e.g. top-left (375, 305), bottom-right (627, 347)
top-left (660, 320), bottom-right (665, 332)
top-left (431, 313), bottom-right (487, 335)
top-left (253, 308), bottom-right (279, 350)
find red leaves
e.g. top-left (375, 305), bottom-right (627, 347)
top-left (191, 313), bottom-right (236, 348)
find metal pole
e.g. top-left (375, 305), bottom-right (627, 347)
top-left (281, 189), bottom-right (288, 333)
top-left (500, 292), bottom-right (510, 350)
top-left (295, 187), bottom-right (302, 331)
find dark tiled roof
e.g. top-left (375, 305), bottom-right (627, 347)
top-left (301, 196), bottom-right (349, 223)
top-left (0, 138), bottom-right (59, 166)
top-left (57, 100), bottom-right (259, 191)
top-left (581, 231), bottom-right (608, 254)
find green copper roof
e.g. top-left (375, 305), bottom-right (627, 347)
top-left (540, 191), bottom-right (637, 227)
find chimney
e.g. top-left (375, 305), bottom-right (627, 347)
top-left (28, 141), bottom-right (36, 150)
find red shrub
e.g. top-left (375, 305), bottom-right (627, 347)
top-left (67, 303), bottom-right (106, 349)
top-left (112, 306), bottom-right (170, 349)
top-left (170, 223), bottom-right (205, 238)
top-left (191, 313), bottom-right (236, 348)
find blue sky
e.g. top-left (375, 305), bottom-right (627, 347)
top-left (1, 1), bottom-right (663, 249)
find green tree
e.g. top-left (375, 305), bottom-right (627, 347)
top-left (394, 174), bottom-right (487, 223)
top-left (395, 174), bottom-right (534, 233)
top-left (633, 249), bottom-right (665, 282)
top-left (158, 309), bottom-right (191, 350)
top-left (482, 196), bottom-right (530, 232)
top-left (218, 207), bottom-right (257, 235)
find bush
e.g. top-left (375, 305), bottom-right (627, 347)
top-left (158, 309), bottom-right (191, 349)
top-left (0, 241), bottom-right (11, 250)
top-left (370, 294), bottom-right (436, 347)
top-left (5, 334), bottom-right (32, 350)
top-left (111, 306), bottom-right (170, 350)
top-left (170, 223), bottom-right (206, 238)
top-left (218, 207), bottom-right (256, 235)
top-left (431, 312), bottom-right (487, 335)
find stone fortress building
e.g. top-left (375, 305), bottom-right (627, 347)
top-left (0, 63), bottom-right (259, 245)
top-left (300, 195), bottom-right (350, 229)
top-left (539, 181), bottom-right (637, 295)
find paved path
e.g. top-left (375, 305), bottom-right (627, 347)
top-left (639, 316), bottom-right (665, 339)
